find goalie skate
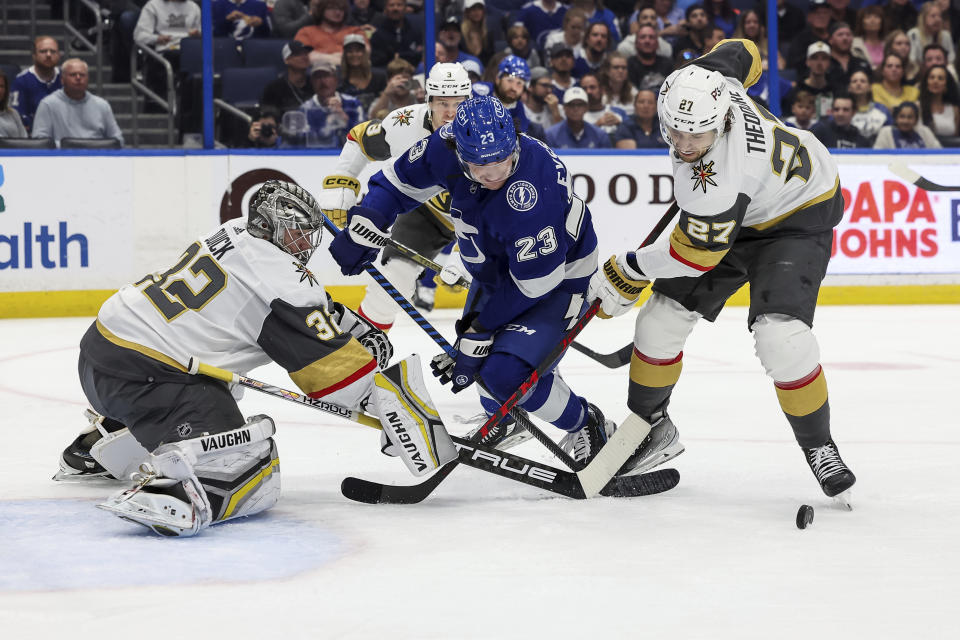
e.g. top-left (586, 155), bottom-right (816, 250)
top-left (54, 409), bottom-right (114, 481)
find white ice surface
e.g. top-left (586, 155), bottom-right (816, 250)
top-left (1, 306), bottom-right (958, 639)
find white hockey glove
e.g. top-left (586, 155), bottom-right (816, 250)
top-left (318, 175), bottom-right (361, 228)
top-left (330, 300), bottom-right (394, 368)
top-left (588, 253), bottom-right (650, 319)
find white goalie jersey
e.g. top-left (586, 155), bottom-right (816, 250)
top-left (93, 221), bottom-right (377, 407)
top-left (635, 39), bottom-right (841, 279)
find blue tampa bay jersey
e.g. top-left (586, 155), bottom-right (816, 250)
top-left (361, 126), bottom-right (598, 330)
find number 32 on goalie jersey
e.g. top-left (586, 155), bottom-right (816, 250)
top-left (136, 242), bottom-right (227, 321)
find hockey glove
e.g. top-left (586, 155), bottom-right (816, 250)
top-left (430, 316), bottom-right (494, 394)
top-left (329, 300), bottom-right (393, 369)
top-left (329, 206), bottom-right (391, 276)
top-left (317, 175), bottom-right (361, 229)
top-left (588, 253), bottom-right (651, 318)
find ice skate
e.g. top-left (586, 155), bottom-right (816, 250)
top-left (560, 403), bottom-right (615, 470)
top-left (803, 438), bottom-right (856, 504)
top-left (53, 409), bottom-right (115, 481)
top-left (461, 412), bottom-right (532, 450)
top-left (617, 411), bottom-right (685, 476)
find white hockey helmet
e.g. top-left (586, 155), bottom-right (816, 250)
top-left (658, 65), bottom-right (731, 150)
top-left (426, 62), bottom-right (473, 99)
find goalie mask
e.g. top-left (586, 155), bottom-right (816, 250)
top-left (658, 66), bottom-right (731, 160)
top-left (247, 180), bottom-right (324, 264)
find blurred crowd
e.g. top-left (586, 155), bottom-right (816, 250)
top-left (1, 0), bottom-right (959, 149)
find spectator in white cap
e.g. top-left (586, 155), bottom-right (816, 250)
top-left (339, 32), bottom-right (385, 112)
top-left (461, 0), bottom-right (498, 64)
top-left (522, 66), bottom-right (563, 127)
top-left (544, 86), bottom-right (611, 148)
top-left (784, 41), bottom-right (837, 120)
top-left (260, 39), bottom-right (315, 116)
top-left (294, 54), bottom-right (364, 148)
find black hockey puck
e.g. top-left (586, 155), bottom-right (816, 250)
top-left (796, 504), bottom-right (815, 529)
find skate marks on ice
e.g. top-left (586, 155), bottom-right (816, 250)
top-left (0, 499), bottom-right (346, 592)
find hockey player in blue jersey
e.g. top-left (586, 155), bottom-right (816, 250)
top-left (328, 95), bottom-right (615, 468)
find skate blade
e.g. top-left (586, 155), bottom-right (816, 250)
top-left (832, 489), bottom-right (853, 511)
top-left (618, 442), bottom-right (685, 477)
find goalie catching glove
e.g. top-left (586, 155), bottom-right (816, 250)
top-left (328, 205), bottom-right (391, 276)
top-left (317, 175), bottom-right (361, 229)
top-left (588, 253), bottom-right (651, 318)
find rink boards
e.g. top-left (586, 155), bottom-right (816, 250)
top-left (0, 150), bottom-right (958, 317)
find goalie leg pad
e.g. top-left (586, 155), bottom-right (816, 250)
top-left (98, 416), bottom-right (280, 537)
top-left (90, 426), bottom-right (151, 482)
top-left (373, 355), bottom-right (456, 476)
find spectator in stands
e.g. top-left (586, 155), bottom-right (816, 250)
top-left (462, 59), bottom-right (483, 83)
top-left (420, 16), bottom-right (483, 73)
top-left (347, 0), bottom-right (380, 30)
top-left (826, 0), bottom-right (856, 27)
top-left (522, 66), bottom-right (563, 127)
top-left (261, 40), bottom-right (315, 117)
top-left (213, 0), bottom-right (270, 40)
top-left (628, 24), bottom-right (674, 91)
top-left (461, 0), bottom-right (499, 64)
top-left (784, 89), bottom-right (817, 130)
top-left (242, 107), bottom-right (280, 147)
top-left (702, 24), bottom-right (725, 52)
top-left (851, 6), bottom-right (887, 71)
top-left (547, 42), bottom-right (578, 98)
top-left (579, 71), bottom-right (624, 136)
top-left (10, 36), bottom-right (63, 133)
top-left (826, 22), bottom-right (873, 90)
top-left (545, 86), bottom-right (611, 148)
top-left (503, 24), bottom-right (542, 70)
top-left (810, 93), bottom-right (871, 148)
top-left (734, 9), bottom-right (781, 70)
top-left (273, 0), bottom-right (312, 39)
top-left (544, 9), bottom-right (588, 61)
top-left (514, 0), bottom-right (567, 48)
top-left (768, 0), bottom-right (805, 50)
top-left (873, 101), bottom-right (941, 148)
top-left (32, 59), bottom-right (123, 147)
top-left (600, 51), bottom-right (636, 115)
top-left (704, 0), bottom-right (736, 38)
top-left (295, 0), bottom-right (366, 56)
top-left (133, 0), bottom-right (200, 109)
top-left (0, 70), bottom-right (27, 138)
top-left (786, 0), bottom-right (832, 76)
top-left (618, 5), bottom-right (673, 60)
top-left (296, 56), bottom-right (364, 147)
top-left (369, 0), bottom-right (423, 67)
top-left (368, 58), bottom-right (417, 119)
top-left (872, 53), bottom-right (920, 111)
top-left (570, 0), bottom-right (621, 42)
top-left (612, 88), bottom-right (666, 148)
top-left (109, 1), bottom-right (149, 83)
top-left (848, 69), bottom-right (891, 142)
top-left (670, 5), bottom-right (710, 62)
top-left (649, 0), bottom-right (684, 37)
top-left (908, 2), bottom-right (955, 68)
top-left (338, 34), bottom-right (384, 113)
top-left (580, 22), bottom-right (613, 73)
top-left (884, 0), bottom-right (918, 35)
top-left (919, 64), bottom-right (960, 137)
top-left (883, 29), bottom-right (920, 84)
top-left (785, 42), bottom-right (837, 119)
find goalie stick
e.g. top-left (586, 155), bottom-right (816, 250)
top-left (187, 358), bottom-right (680, 501)
top-left (888, 162), bottom-right (960, 192)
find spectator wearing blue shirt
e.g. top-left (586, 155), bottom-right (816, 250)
top-left (613, 88), bottom-right (668, 148)
top-left (514, 0), bottom-right (567, 48)
top-left (293, 57), bottom-right (364, 148)
top-left (571, 0), bottom-right (621, 43)
top-left (545, 86), bottom-right (611, 148)
top-left (415, 16), bottom-right (483, 75)
top-left (547, 42), bottom-right (578, 100)
top-left (212, 0), bottom-right (271, 40)
top-left (9, 36), bottom-right (62, 133)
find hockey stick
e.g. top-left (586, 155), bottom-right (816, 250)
top-left (564, 202), bottom-right (682, 371)
top-left (570, 341), bottom-right (633, 369)
top-left (187, 358), bottom-right (680, 501)
top-left (888, 162), bottom-right (960, 192)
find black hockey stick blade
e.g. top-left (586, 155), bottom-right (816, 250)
top-left (600, 468), bottom-right (680, 497)
top-left (570, 341), bottom-right (633, 368)
top-left (341, 461), bottom-right (459, 505)
top-left (888, 162), bottom-right (960, 192)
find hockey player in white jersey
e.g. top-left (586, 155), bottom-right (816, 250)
top-left (55, 181), bottom-right (455, 536)
top-left (588, 39), bottom-right (856, 501)
top-left (317, 62), bottom-right (472, 333)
